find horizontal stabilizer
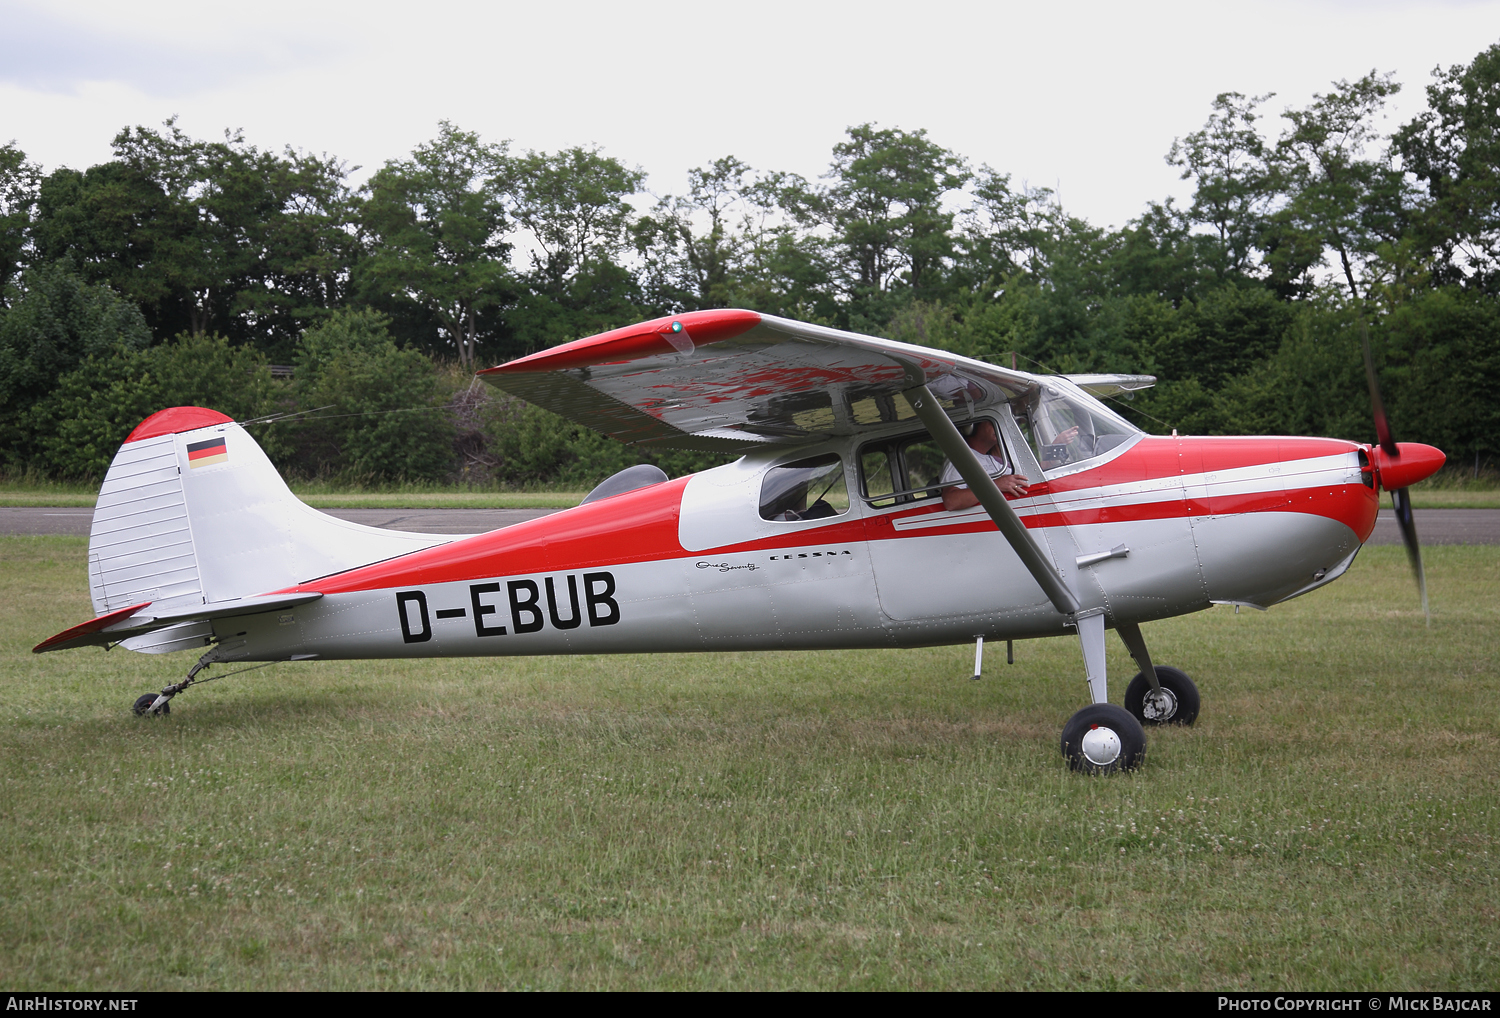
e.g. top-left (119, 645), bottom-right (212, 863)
top-left (32, 601), bottom-right (154, 653)
top-left (33, 593), bottom-right (323, 654)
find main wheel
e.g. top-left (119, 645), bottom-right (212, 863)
top-left (1123, 666), bottom-right (1199, 726)
top-left (1060, 703), bottom-right (1145, 774)
top-left (131, 694), bottom-right (168, 716)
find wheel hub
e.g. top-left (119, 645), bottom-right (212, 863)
top-left (1142, 687), bottom-right (1178, 722)
top-left (1080, 724), bottom-right (1122, 766)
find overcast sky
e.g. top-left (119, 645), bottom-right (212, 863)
top-left (2, 0), bottom-right (1497, 229)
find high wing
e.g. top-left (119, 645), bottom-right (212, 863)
top-left (479, 309), bottom-right (1154, 450)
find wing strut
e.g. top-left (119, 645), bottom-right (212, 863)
top-left (905, 384), bottom-right (1081, 616)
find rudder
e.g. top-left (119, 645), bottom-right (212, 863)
top-left (89, 407), bottom-right (453, 617)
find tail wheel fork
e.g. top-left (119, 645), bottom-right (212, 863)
top-left (130, 649), bottom-right (222, 716)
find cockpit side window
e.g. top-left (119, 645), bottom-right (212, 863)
top-left (859, 417), bottom-right (1012, 506)
top-left (759, 454), bottom-right (850, 522)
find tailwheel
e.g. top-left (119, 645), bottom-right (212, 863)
top-left (1124, 666), bottom-right (1200, 726)
top-left (131, 694), bottom-right (169, 716)
top-left (1060, 703), bottom-right (1145, 774)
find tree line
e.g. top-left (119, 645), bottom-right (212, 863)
top-left (2, 43), bottom-right (1497, 485)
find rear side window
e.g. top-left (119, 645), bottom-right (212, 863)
top-left (759, 454), bottom-right (850, 522)
top-left (901, 439), bottom-right (947, 497)
top-left (860, 448), bottom-right (897, 507)
top-left (859, 435), bottom-right (950, 507)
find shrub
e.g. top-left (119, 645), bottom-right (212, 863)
top-left (283, 309), bottom-right (455, 482)
top-left (0, 263), bottom-right (151, 465)
top-left (481, 395), bottom-right (737, 490)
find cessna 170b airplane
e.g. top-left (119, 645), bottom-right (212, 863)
top-left (34, 308), bottom-right (1446, 772)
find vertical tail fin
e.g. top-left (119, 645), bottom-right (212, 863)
top-left (89, 406), bottom-right (453, 615)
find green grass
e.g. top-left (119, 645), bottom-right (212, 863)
top-left (1409, 467), bottom-right (1500, 508)
top-left (1, 538), bottom-right (1497, 990)
top-left (1407, 490), bottom-right (1500, 509)
top-left (0, 476), bottom-right (99, 507)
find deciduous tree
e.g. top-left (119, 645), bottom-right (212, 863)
top-left (1395, 44), bottom-right (1500, 292)
top-left (357, 122), bottom-right (513, 371)
top-left (1167, 92), bottom-right (1280, 280)
top-left (783, 125), bottom-right (968, 325)
top-left (33, 120), bottom-right (356, 356)
top-left (1276, 72), bottom-right (1406, 301)
top-left (0, 143), bottom-right (40, 297)
top-left (32, 332), bottom-right (278, 478)
top-left (508, 146), bottom-right (645, 348)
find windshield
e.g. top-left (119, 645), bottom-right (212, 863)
top-left (1014, 382), bottom-right (1139, 472)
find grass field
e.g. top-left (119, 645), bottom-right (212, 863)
top-left (1, 537), bottom-right (1497, 990)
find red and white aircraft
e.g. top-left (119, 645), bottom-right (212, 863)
top-left (35, 309), bottom-right (1445, 772)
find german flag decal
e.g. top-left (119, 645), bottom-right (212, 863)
top-left (186, 436), bottom-right (229, 468)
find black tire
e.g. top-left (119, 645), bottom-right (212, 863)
top-left (1123, 666), bottom-right (1200, 726)
top-left (1060, 703), bottom-right (1146, 774)
top-left (131, 694), bottom-right (168, 716)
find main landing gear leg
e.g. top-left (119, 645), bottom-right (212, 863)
top-left (900, 384), bottom-right (1143, 773)
top-left (1117, 622), bottom-right (1200, 726)
top-left (131, 649), bottom-right (219, 717)
top-left (1115, 622), bottom-right (1161, 693)
top-left (1076, 609), bottom-right (1108, 705)
top-left (1061, 609), bottom-right (1146, 773)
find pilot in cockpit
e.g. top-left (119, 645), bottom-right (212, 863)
top-left (940, 419), bottom-right (1031, 511)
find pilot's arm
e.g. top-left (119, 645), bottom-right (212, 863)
top-left (941, 467), bottom-right (1030, 511)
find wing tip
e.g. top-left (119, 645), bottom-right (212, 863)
top-left (481, 309), bottom-right (762, 376)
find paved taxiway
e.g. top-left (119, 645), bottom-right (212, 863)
top-left (2, 506), bottom-right (1497, 543)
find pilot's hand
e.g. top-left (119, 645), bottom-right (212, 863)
top-left (997, 474), bottom-right (1029, 497)
top-left (1057, 426), bottom-right (1080, 444)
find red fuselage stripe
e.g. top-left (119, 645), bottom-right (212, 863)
top-left (283, 438), bottom-right (1377, 595)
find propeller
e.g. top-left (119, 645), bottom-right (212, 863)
top-left (1360, 319), bottom-right (1429, 625)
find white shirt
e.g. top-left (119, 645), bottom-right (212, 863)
top-left (940, 450), bottom-right (1010, 490)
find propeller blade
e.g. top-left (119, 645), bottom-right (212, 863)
top-left (1361, 319), bottom-right (1398, 457)
top-left (1363, 317), bottom-right (1429, 623)
top-left (1390, 486), bottom-right (1430, 626)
